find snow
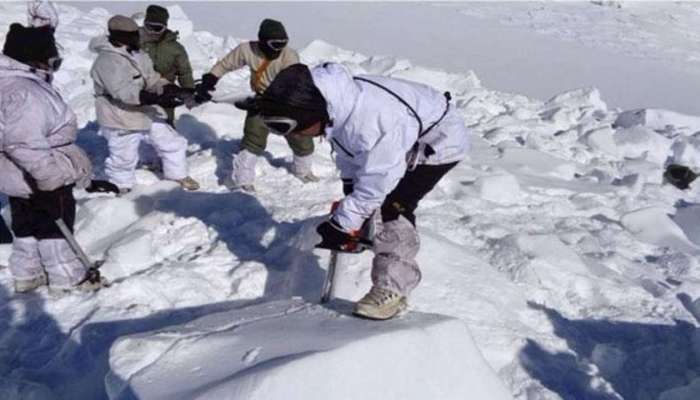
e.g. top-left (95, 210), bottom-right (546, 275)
top-left (105, 300), bottom-right (511, 400)
top-left (2, 2), bottom-right (700, 400)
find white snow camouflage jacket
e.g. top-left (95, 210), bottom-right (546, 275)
top-left (90, 35), bottom-right (168, 131)
top-left (0, 54), bottom-right (91, 198)
top-left (311, 63), bottom-right (471, 231)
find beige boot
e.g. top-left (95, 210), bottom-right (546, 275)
top-left (353, 286), bottom-right (407, 320)
top-left (14, 274), bottom-right (48, 294)
top-left (176, 176), bottom-right (200, 191)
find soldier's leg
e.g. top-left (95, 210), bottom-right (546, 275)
top-left (101, 127), bottom-right (144, 190)
top-left (286, 134), bottom-right (317, 181)
top-left (233, 113), bottom-right (267, 188)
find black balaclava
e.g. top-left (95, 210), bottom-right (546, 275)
top-left (144, 5), bottom-right (169, 39)
top-left (257, 18), bottom-right (288, 60)
top-left (3, 23), bottom-right (59, 68)
top-left (258, 64), bottom-right (329, 132)
top-left (108, 15), bottom-right (141, 53)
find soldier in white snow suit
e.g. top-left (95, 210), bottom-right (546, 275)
top-left (257, 63), bottom-right (470, 319)
top-left (90, 15), bottom-right (199, 193)
top-left (26, 0), bottom-right (59, 29)
top-left (193, 19), bottom-right (317, 192)
top-left (0, 23), bottom-right (93, 292)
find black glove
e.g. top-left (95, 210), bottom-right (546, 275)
top-left (85, 180), bottom-right (120, 194)
top-left (193, 73), bottom-right (219, 104)
top-left (316, 219), bottom-right (371, 253)
top-left (664, 164), bottom-right (698, 190)
top-left (200, 73), bottom-right (219, 92)
top-left (157, 92), bottom-right (185, 109)
top-left (234, 96), bottom-right (260, 113)
top-left (139, 90), bottom-right (160, 106)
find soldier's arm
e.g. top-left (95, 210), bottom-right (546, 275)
top-left (174, 43), bottom-right (195, 89)
top-left (209, 43), bottom-right (247, 78)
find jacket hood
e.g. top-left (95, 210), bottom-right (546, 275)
top-left (0, 53), bottom-right (53, 83)
top-left (89, 35), bottom-right (134, 58)
top-left (140, 28), bottom-right (178, 44)
top-left (310, 63), bottom-right (360, 138)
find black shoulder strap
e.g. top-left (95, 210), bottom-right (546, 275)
top-left (354, 76), bottom-right (423, 137)
top-left (353, 77), bottom-right (451, 139)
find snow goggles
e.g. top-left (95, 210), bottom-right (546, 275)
top-left (262, 116), bottom-right (298, 136)
top-left (266, 39), bottom-right (288, 51)
top-left (47, 56), bottom-right (63, 72)
top-left (145, 22), bottom-right (167, 34)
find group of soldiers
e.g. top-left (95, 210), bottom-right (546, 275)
top-left (91, 6), bottom-right (317, 194)
top-left (1, 2), bottom-right (471, 320)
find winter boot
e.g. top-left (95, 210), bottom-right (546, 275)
top-left (14, 274), bottom-right (48, 294)
top-left (176, 176), bottom-right (200, 191)
top-left (9, 237), bottom-right (45, 292)
top-left (292, 154), bottom-right (319, 183)
top-left (232, 149), bottom-right (258, 190)
top-left (353, 286), bottom-right (407, 320)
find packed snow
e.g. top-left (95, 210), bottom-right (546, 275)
top-left (2, 2), bottom-right (700, 400)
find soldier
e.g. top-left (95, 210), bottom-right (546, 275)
top-left (140, 4), bottom-right (194, 127)
top-left (1, 23), bottom-right (98, 292)
top-left (194, 19), bottom-right (317, 192)
top-left (257, 63), bottom-right (471, 319)
top-left (90, 15), bottom-right (200, 193)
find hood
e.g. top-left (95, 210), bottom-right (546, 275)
top-left (89, 34), bottom-right (133, 58)
top-left (0, 53), bottom-right (52, 83)
top-left (310, 63), bottom-right (360, 138)
top-left (140, 27), bottom-right (178, 44)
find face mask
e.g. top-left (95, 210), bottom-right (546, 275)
top-left (144, 22), bottom-right (166, 35)
top-left (259, 41), bottom-right (282, 60)
top-left (109, 30), bottom-right (141, 53)
top-left (47, 56), bottom-right (63, 72)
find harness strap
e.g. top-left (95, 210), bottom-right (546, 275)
top-left (253, 58), bottom-right (271, 94)
top-left (353, 77), bottom-right (451, 139)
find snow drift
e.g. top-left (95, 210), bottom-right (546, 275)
top-left (105, 300), bottom-right (512, 400)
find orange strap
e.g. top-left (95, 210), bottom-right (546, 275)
top-left (253, 58), bottom-right (271, 93)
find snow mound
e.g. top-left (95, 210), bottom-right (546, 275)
top-left (615, 109), bottom-right (700, 135)
top-left (105, 300), bottom-right (512, 400)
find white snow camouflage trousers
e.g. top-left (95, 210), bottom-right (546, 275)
top-left (371, 215), bottom-right (421, 296)
top-left (100, 121), bottom-right (188, 188)
top-left (10, 237), bottom-right (86, 289)
top-left (231, 150), bottom-right (314, 186)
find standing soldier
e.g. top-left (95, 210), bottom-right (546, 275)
top-left (140, 4), bottom-right (194, 127)
top-left (1, 23), bottom-right (99, 292)
top-left (194, 19), bottom-right (317, 192)
top-left (90, 15), bottom-right (200, 193)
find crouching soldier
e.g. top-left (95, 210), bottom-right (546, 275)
top-left (140, 4), bottom-right (194, 127)
top-left (1, 23), bottom-right (98, 292)
top-left (90, 15), bottom-right (199, 193)
top-left (194, 19), bottom-right (317, 192)
top-left (257, 63), bottom-right (470, 319)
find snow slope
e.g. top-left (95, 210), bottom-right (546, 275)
top-left (2, 2), bottom-right (700, 400)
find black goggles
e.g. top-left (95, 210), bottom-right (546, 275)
top-left (262, 116), bottom-right (298, 136)
top-left (47, 56), bottom-right (63, 72)
top-left (266, 39), bottom-right (288, 51)
top-left (145, 22), bottom-right (166, 34)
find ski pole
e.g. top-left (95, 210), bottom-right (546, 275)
top-left (54, 218), bottom-right (103, 284)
